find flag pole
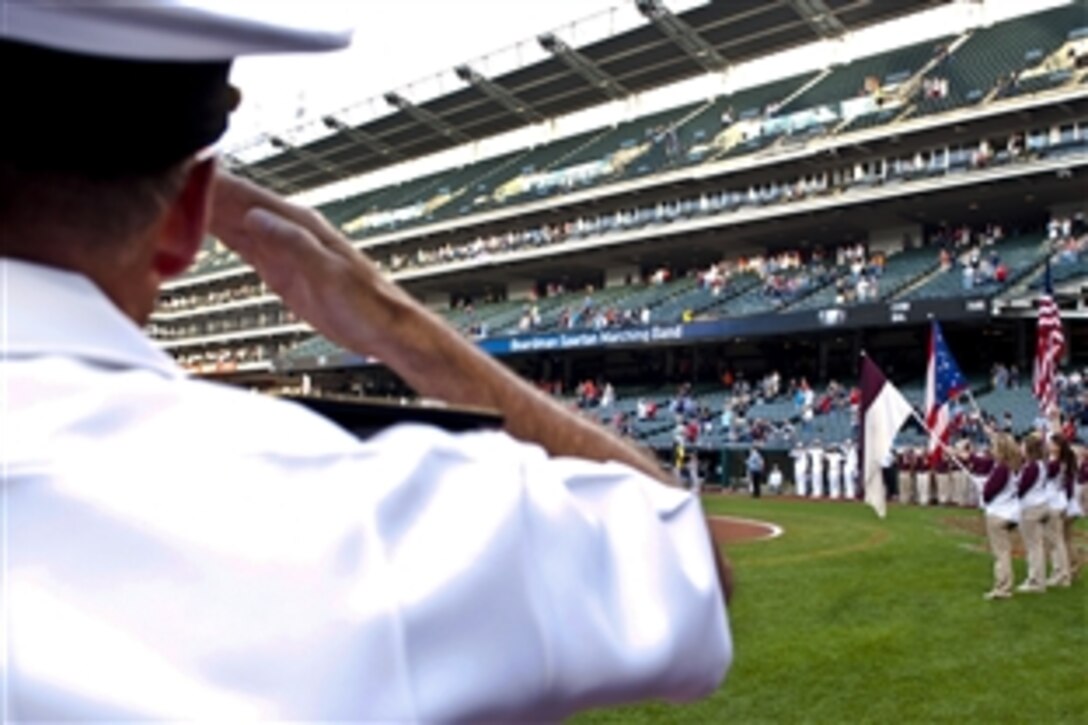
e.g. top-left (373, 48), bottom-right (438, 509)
top-left (958, 387), bottom-right (997, 439)
top-left (907, 407), bottom-right (974, 477)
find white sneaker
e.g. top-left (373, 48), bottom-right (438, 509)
top-left (983, 590), bottom-right (1011, 600)
top-left (1015, 581), bottom-right (1046, 593)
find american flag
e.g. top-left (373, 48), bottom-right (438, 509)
top-left (1033, 261), bottom-right (1065, 414)
top-left (924, 320), bottom-right (968, 464)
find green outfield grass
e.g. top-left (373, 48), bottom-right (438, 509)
top-left (574, 496), bottom-right (1088, 724)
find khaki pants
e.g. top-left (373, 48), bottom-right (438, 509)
top-left (966, 477), bottom-right (983, 508)
top-left (917, 473), bottom-right (931, 505)
top-left (986, 515), bottom-right (1015, 595)
top-left (1019, 504), bottom-right (1051, 587)
top-left (935, 473), bottom-right (951, 505)
top-left (1066, 517), bottom-right (1081, 577)
top-left (898, 471), bottom-right (913, 504)
top-left (952, 470), bottom-right (969, 506)
top-left (1044, 512), bottom-right (1071, 585)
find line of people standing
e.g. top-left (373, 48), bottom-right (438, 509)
top-left (788, 441), bottom-right (859, 499)
top-left (980, 432), bottom-right (1084, 600)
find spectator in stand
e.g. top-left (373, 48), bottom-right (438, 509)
top-left (577, 379), bottom-right (600, 408)
top-left (981, 433), bottom-right (1022, 600)
top-left (939, 247), bottom-right (952, 271)
top-left (600, 382), bottom-right (615, 409)
top-left (720, 403), bottom-right (733, 433)
top-left (684, 418), bottom-right (700, 446)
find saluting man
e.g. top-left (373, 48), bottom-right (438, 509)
top-left (0, 5), bottom-right (731, 719)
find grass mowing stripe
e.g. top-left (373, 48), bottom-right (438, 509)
top-left (572, 496), bottom-right (1088, 724)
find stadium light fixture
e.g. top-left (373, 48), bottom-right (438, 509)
top-left (267, 135), bottom-right (344, 177)
top-left (321, 115), bottom-right (402, 159)
top-left (383, 91), bottom-right (471, 143)
top-left (785, 0), bottom-right (847, 39)
top-left (221, 153), bottom-right (299, 194)
top-left (635, 0), bottom-right (728, 73)
top-left (453, 64), bottom-right (546, 124)
top-left (537, 32), bottom-right (629, 101)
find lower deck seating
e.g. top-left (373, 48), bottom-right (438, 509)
top-left (901, 233), bottom-right (1046, 301)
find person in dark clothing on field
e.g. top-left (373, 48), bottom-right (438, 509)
top-left (747, 446), bottom-right (765, 498)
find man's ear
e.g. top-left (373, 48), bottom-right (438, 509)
top-left (152, 157), bottom-right (216, 279)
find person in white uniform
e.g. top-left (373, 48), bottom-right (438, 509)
top-left (843, 440), bottom-right (859, 499)
top-left (808, 441), bottom-right (825, 498)
top-left (791, 441), bottom-right (810, 497)
top-left (0, 5), bottom-right (732, 721)
top-left (768, 464), bottom-right (784, 494)
top-left (825, 446), bottom-right (844, 499)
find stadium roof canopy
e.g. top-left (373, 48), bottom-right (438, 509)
top-left (229, 0), bottom-right (952, 195)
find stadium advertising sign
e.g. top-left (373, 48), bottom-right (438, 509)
top-left (492, 324), bottom-right (685, 354)
top-left (278, 297), bottom-right (991, 371)
top-left (480, 297), bottom-right (990, 355)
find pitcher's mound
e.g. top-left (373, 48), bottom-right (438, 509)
top-left (708, 515), bottom-right (783, 544)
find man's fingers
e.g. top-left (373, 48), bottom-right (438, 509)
top-left (211, 171), bottom-right (355, 259)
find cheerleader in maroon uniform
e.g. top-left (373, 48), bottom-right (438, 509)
top-left (1043, 434), bottom-right (1075, 587)
top-left (981, 434), bottom-right (1022, 600)
top-left (1067, 445), bottom-right (1088, 578)
top-left (1016, 434), bottom-right (1050, 593)
top-left (967, 443), bottom-right (995, 509)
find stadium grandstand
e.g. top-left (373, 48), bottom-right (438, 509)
top-left (152, 0), bottom-right (1088, 480)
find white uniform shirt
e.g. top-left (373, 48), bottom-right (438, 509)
top-left (790, 447), bottom-right (809, 478)
top-left (843, 444), bottom-right (858, 483)
top-left (824, 451), bottom-right (843, 481)
top-left (0, 259), bottom-right (731, 721)
top-left (984, 466), bottom-right (1021, 523)
top-left (1044, 463), bottom-right (1069, 513)
top-left (808, 448), bottom-right (824, 481)
top-left (1019, 461), bottom-right (1049, 510)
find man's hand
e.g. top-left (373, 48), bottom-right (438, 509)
top-left (208, 171), bottom-right (410, 359)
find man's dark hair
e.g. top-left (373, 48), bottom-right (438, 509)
top-left (0, 37), bottom-right (234, 254)
top-left (0, 161), bottom-right (189, 253)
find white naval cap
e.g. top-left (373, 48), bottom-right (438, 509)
top-left (1, 1), bottom-right (353, 172)
top-left (0, 0), bottom-right (353, 60)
